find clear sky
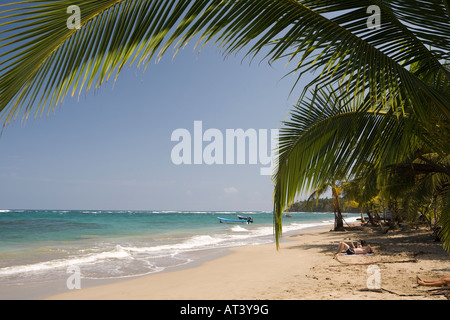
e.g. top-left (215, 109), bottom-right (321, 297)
top-left (0, 42), bottom-right (310, 211)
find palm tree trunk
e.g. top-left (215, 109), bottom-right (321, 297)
top-left (335, 206), bottom-right (344, 230)
top-left (360, 209), bottom-right (366, 224)
top-left (332, 187), bottom-right (344, 230)
top-left (366, 210), bottom-right (376, 226)
top-left (388, 200), bottom-right (399, 229)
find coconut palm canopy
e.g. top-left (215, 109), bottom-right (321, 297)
top-left (0, 1), bottom-right (449, 247)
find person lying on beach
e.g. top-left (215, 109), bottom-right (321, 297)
top-left (334, 241), bottom-right (373, 259)
top-left (417, 276), bottom-right (450, 287)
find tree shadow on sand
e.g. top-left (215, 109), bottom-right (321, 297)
top-left (285, 226), bottom-right (450, 263)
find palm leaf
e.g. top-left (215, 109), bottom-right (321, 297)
top-left (1, 0), bottom-right (449, 128)
top-left (272, 86), bottom-right (424, 246)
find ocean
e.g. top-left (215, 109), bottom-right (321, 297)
top-left (0, 209), bottom-right (358, 287)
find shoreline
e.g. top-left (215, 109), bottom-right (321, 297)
top-left (0, 210), bottom-right (340, 298)
top-left (0, 244), bottom-right (235, 300)
top-left (0, 222), bottom-right (331, 300)
top-left (43, 224), bottom-right (450, 300)
top-left (2, 226), bottom-right (324, 300)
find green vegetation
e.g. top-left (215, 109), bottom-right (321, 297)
top-left (271, 2), bottom-right (450, 250)
top-left (287, 198), bottom-right (359, 214)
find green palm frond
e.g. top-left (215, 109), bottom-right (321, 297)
top-left (272, 85), bottom-right (424, 247)
top-left (1, 0), bottom-right (449, 127)
top-left (281, 0), bottom-right (450, 120)
top-left (273, 81), bottom-right (449, 247)
top-left (0, 0), bottom-right (197, 124)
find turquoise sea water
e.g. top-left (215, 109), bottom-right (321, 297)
top-left (0, 209), bottom-right (358, 285)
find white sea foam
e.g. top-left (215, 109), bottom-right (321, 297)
top-left (120, 235), bottom-right (228, 255)
top-left (230, 226), bottom-right (249, 232)
top-left (0, 245), bottom-right (132, 277)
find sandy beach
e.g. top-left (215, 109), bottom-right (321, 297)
top-left (45, 224), bottom-right (450, 300)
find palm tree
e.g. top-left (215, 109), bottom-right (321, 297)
top-left (307, 181), bottom-right (345, 230)
top-left (270, 2), bottom-right (450, 249)
top-left (304, 166), bottom-right (350, 231)
top-left (273, 83), bottom-right (449, 248)
top-left (0, 1), bottom-right (449, 247)
top-left (342, 167), bottom-right (380, 224)
top-left (382, 151), bottom-right (450, 236)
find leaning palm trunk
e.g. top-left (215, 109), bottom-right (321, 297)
top-left (332, 187), bottom-right (344, 231)
top-left (333, 195), bottom-right (344, 231)
top-left (360, 210), bottom-right (366, 224)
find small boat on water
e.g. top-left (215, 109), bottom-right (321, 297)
top-left (237, 215), bottom-right (253, 221)
top-left (218, 215), bottom-right (253, 224)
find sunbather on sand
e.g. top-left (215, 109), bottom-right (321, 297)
top-left (417, 276), bottom-right (450, 287)
top-left (334, 241), bottom-right (373, 259)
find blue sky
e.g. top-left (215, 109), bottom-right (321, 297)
top-left (0, 43), bottom-right (310, 211)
